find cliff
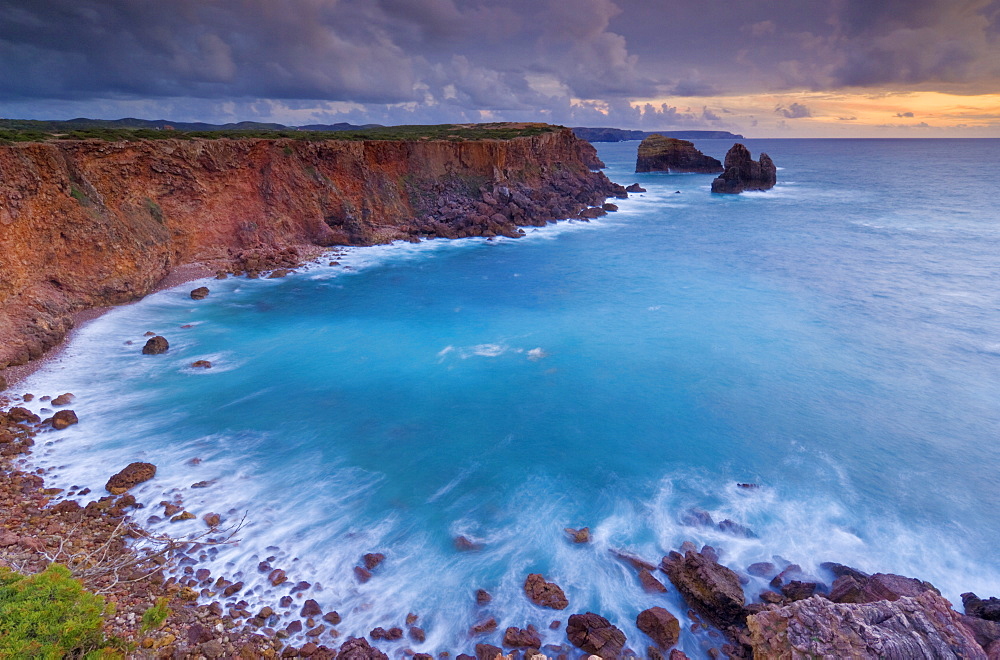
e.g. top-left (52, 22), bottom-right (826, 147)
top-left (0, 128), bottom-right (624, 372)
top-left (634, 135), bottom-right (723, 173)
top-left (711, 143), bottom-right (777, 193)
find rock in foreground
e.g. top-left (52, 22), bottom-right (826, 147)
top-left (711, 143), bottom-right (776, 194)
top-left (566, 612), bottom-right (627, 658)
top-left (747, 591), bottom-right (988, 659)
top-left (106, 462), bottom-right (157, 494)
top-left (635, 135), bottom-right (723, 174)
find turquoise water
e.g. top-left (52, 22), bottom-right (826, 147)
top-left (21, 139), bottom-right (1000, 657)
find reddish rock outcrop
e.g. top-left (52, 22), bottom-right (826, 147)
top-left (661, 547), bottom-right (748, 632)
top-left (637, 607), bottom-right (680, 650)
top-left (105, 462), bottom-right (156, 494)
top-left (711, 144), bottom-right (776, 194)
top-left (0, 127), bottom-right (624, 373)
top-left (747, 592), bottom-right (987, 659)
top-left (523, 573), bottom-right (569, 610)
top-left (635, 135), bottom-right (723, 174)
top-left (566, 612), bottom-right (627, 658)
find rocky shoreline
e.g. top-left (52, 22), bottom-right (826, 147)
top-left (3, 377), bottom-right (1000, 658)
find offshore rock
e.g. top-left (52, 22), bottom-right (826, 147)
top-left (635, 135), bottom-right (723, 174)
top-left (661, 547), bottom-right (748, 632)
top-left (636, 607), bottom-right (680, 650)
top-left (566, 612), bottom-right (627, 658)
top-left (142, 335), bottom-right (169, 355)
top-left (50, 409), bottom-right (79, 430)
top-left (711, 143), bottom-right (776, 194)
top-left (105, 462), bottom-right (156, 494)
top-left (524, 573), bottom-right (569, 609)
top-left (190, 287), bottom-right (210, 300)
top-left (625, 183), bottom-right (646, 193)
top-left (747, 591), bottom-right (988, 659)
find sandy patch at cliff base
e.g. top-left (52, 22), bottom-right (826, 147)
top-left (2, 262), bottom-right (218, 389)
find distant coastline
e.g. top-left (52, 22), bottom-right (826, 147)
top-left (572, 127), bottom-right (745, 142)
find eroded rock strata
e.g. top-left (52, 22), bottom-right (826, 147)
top-left (634, 134), bottom-right (724, 174)
top-left (0, 127), bottom-right (625, 374)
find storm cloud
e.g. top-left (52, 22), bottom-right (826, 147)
top-left (1, 0), bottom-right (998, 128)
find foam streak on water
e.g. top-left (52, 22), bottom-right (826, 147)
top-left (19, 139), bottom-right (1000, 658)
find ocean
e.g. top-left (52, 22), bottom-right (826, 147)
top-left (20, 138), bottom-right (1000, 657)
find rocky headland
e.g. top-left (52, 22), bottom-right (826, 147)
top-left (0, 124), bottom-right (625, 378)
top-left (710, 144), bottom-right (776, 194)
top-left (634, 135), bottom-right (724, 174)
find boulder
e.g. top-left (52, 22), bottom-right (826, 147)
top-left (301, 599), bottom-right (322, 617)
top-left (747, 562), bottom-right (777, 579)
top-left (639, 569), bottom-right (668, 593)
top-left (564, 527), bottom-right (590, 543)
top-left (625, 183), bottom-right (646, 193)
top-left (191, 360), bottom-right (212, 369)
top-left (503, 625), bottom-right (541, 648)
top-left (142, 336), bottom-right (169, 354)
top-left (661, 547), bottom-right (748, 632)
top-left (829, 572), bottom-right (937, 604)
top-left (474, 643), bottom-right (503, 660)
top-left (105, 462), bottom-right (156, 494)
top-left (338, 637), bottom-right (388, 660)
top-left (190, 287), bottom-right (210, 300)
top-left (964, 593), bottom-right (1000, 622)
top-left (363, 552), bottom-right (385, 570)
top-left (637, 607), bottom-right (680, 650)
top-left (566, 612), bottom-right (627, 658)
top-left (635, 135), bottom-right (723, 174)
top-left (781, 580), bottom-right (819, 601)
top-left (470, 617), bottom-right (497, 635)
top-left (718, 519), bottom-right (757, 538)
top-left (711, 144), bottom-right (776, 194)
top-left (51, 409), bottom-right (79, 430)
top-left (51, 393), bottom-right (75, 406)
top-left (476, 589), bottom-right (492, 605)
top-left (748, 591), bottom-right (987, 659)
top-left (524, 573), bottom-right (569, 609)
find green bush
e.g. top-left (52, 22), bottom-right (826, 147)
top-left (139, 597), bottom-right (170, 632)
top-left (0, 564), bottom-right (107, 659)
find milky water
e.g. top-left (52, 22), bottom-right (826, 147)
top-left (17, 139), bottom-right (1000, 657)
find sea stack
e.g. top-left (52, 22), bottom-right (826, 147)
top-left (711, 143), bottom-right (776, 193)
top-left (635, 135), bottom-right (724, 174)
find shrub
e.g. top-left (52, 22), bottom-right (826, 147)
top-left (0, 564), bottom-right (107, 658)
top-left (140, 597), bottom-right (171, 632)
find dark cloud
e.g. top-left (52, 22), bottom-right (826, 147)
top-left (896, 111), bottom-right (915, 117)
top-left (1, 0), bottom-right (998, 127)
top-left (777, 102), bottom-right (812, 118)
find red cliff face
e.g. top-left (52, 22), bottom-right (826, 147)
top-left (0, 129), bottom-right (624, 371)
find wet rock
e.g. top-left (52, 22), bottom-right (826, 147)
top-left (322, 611), bottom-right (341, 625)
top-left (190, 287), bottom-right (210, 300)
top-left (470, 617), bottom-right (497, 635)
top-left (829, 572), bottom-right (937, 604)
top-left (51, 393), bottom-right (75, 406)
top-left (405, 613), bottom-right (418, 625)
top-left (566, 612), bottom-right (627, 658)
top-left (302, 599), bottom-right (322, 617)
top-left (202, 512), bottom-right (222, 527)
top-left (409, 626), bottom-right (426, 643)
top-left (669, 650), bottom-right (690, 660)
top-left (476, 589), bottom-right (492, 606)
top-left (474, 643), bottom-right (503, 660)
top-left (354, 566), bottom-right (372, 583)
top-left (191, 360), bottom-right (213, 368)
top-left (711, 144), bottom-right (776, 194)
top-left (170, 511), bottom-right (195, 522)
top-left (964, 593), bottom-right (1000, 622)
top-left (142, 335), bottom-right (169, 354)
top-left (748, 591), bottom-right (986, 659)
top-left (455, 535), bottom-right (483, 551)
top-left (338, 636), bottom-right (389, 660)
top-left (781, 580), bottom-right (819, 601)
top-left (718, 519), bottom-right (757, 538)
top-left (579, 206), bottom-right (607, 219)
top-left (503, 625), bottom-right (541, 648)
top-left (306, 625), bottom-right (326, 637)
top-left (8, 407), bottom-right (40, 424)
top-left (363, 552), bottom-right (385, 570)
top-left (268, 269), bottom-right (290, 278)
top-left (759, 590), bottom-right (784, 604)
top-left (747, 562), bottom-right (777, 579)
top-left (564, 527), bottom-right (590, 543)
top-left (625, 183), bottom-right (646, 193)
top-left (680, 508), bottom-right (714, 527)
top-left (524, 573), bottom-right (569, 610)
top-left (661, 547), bottom-right (747, 633)
top-left (268, 568), bottom-right (287, 586)
top-left (51, 409), bottom-right (79, 430)
top-left (602, 203), bottom-right (619, 212)
top-left (635, 135), bottom-right (723, 174)
top-left (636, 607), bottom-right (680, 650)
top-left (639, 569), bottom-right (668, 593)
top-left (105, 462), bottom-right (156, 494)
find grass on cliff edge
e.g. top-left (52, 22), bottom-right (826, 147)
top-left (0, 122), bottom-right (559, 144)
top-left (0, 563), bottom-right (121, 659)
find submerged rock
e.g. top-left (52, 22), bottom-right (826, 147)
top-left (635, 135), bottom-right (723, 174)
top-left (566, 612), bottom-right (627, 658)
top-left (106, 462), bottom-right (157, 494)
top-left (711, 144), bottom-right (776, 194)
top-left (747, 591), bottom-right (987, 659)
top-left (190, 287), bottom-right (210, 300)
top-left (142, 335), bottom-right (169, 355)
top-left (564, 526), bottom-right (590, 543)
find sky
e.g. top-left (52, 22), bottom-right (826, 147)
top-left (2, 0), bottom-right (999, 137)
